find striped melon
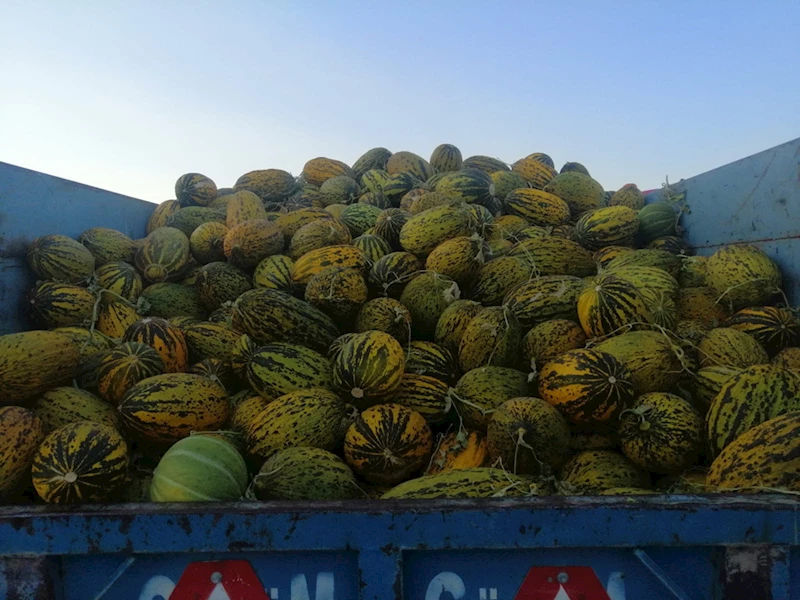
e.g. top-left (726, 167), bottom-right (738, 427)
top-left (647, 236), bottom-right (692, 256)
top-left (373, 208), bottom-right (411, 249)
top-left (619, 392), bottom-right (702, 474)
top-left (119, 373), bottom-right (230, 443)
top-left (679, 256), bottom-right (708, 288)
top-left (353, 147), bottom-right (392, 180)
top-left (707, 411), bottom-right (800, 493)
top-left (637, 202), bottom-right (678, 243)
top-left (593, 245), bottom-right (635, 269)
top-left (504, 189), bottom-right (570, 226)
top-left (467, 257), bottom-right (531, 306)
top-left (246, 388), bottom-right (346, 459)
top-left (606, 266), bottom-right (679, 300)
top-left (452, 366), bottom-right (530, 431)
top-left (135, 227), bottom-right (190, 283)
top-left (182, 321), bottom-right (242, 365)
top-left (0, 407), bottom-right (45, 498)
top-left (383, 172), bottom-right (423, 204)
top-left (291, 245), bottom-right (369, 286)
top-left (773, 347), bottom-right (800, 372)
top-left (560, 450), bottom-right (650, 494)
top-left (434, 299), bottom-right (485, 354)
top-left (609, 184), bottom-right (645, 210)
top-left (230, 333), bottom-right (258, 380)
top-left (490, 171), bottom-right (529, 202)
top-left (33, 387), bottom-right (121, 434)
top-left (51, 326), bottom-right (115, 359)
top-left (487, 397), bottom-right (570, 475)
top-left (691, 365), bottom-right (741, 412)
top-left (289, 218), bottom-right (352, 260)
top-left (538, 348), bottom-right (635, 424)
top-left (507, 237), bottom-right (596, 278)
top-left (332, 330), bottom-right (405, 407)
top-left (676, 287), bottom-right (729, 328)
top-left (427, 431), bottom-right (490, 475)
top-left (409, 191), bottom-right (461, 214)
top-left (229, 393), bottom-right (270, 434)
top-left (344, 403), bottom-right (433, 484)
top-left (458, 305), bottom-right (522, 371)
top-left (462, 155), bottom-right (509, 174)
top-left (386, 151), bottom-right (435, 180)
top-left (430, 143), bottom-right (463, 173)
top-left (698, 327), bottom-right (769, 369)
top-left (560, 162), bottom-right (590, 175)
top-left (382, 467), bottom-right (531, 499)
top-left (139, 282), bottom-right (205, 320)
top-left (426, 235), bottom-right (491, 286)
top-left (488, 215), bottom-right (529, 241)
top-left (253, 255), bottom-right (295, 292)
top-left (389, 374), bottom-right (452, 425)
top-left (594, 330), bottom-right (684, 394)
top-left (577, 274), bottom-right (652, 338)
top-left (302, 157), bottom-right (354, 186)
top-left (31, 421), bottom-right (129, 504)
top-left (434, 169), bottom-right (495, 208)
top-left (79, 227), bottom-right (136, 265)
top-left (165, 206), bottom-right (227, 236)
top-left (606, 249), bottom-right (682, 278)
top-left (97, 341), bottom-right (165, 404)
top-left (188, 358), bottom-right (235, 391)
top-left (247, 343), bottom-right (333, 399)
top-left (341, 203), bottom-right (383, 237)
top-left (543, 172), bottom-right (605, 216)
top-left (706, 364), bottom-right (800, 457)
top-left (305, 267), bottom-right (369, 320)
top-left (352, 233), bottom-right (392, 264)
top-left (355, 297), bottom-right (413, 344)
top-left (368, 251), bottom-right (423, 298)
top-left (234, 168), bottom-right (297, 201)
top-left (150, 435), bottom-right (248, 502)
top-left (27, 234), bottom-right (96, 283)
top-left (575, 206), bottom-right (639, 250)
top-left (254, 447), bottom-right (360, 500)
top-left (275, 207), bottom-right (333, 240)
top-left (94, 295), bottom-right (140, 338)
top-left (522, 319), bottom-right (587, 369)
top-left (147, 200), bottom-right (181, 234)
top-left (28, 281), bottom-right (95, 328)
top-left (358, 191), bottom-right (392, 209)
top-left (195, 261), bottom-right (252, 311)
top-left (225, 190), bottom-right (268, 228)
top-left (399, 272), bottom-right (461, 338)
top-left (175, 173), bottom-right (217, 207)
top-left (399, 204), bottom-right (474, 257)
top-left (706, 244), bottom-right (782, 310)
top-left (504, 275), bottom-right (584, 328)
top-left (405, 341), bottom-right (459, 383)
top-left (123, 316), bottom-right (188, 373)
top-left (511, 157), bottom-right (558, 189)
top-left (726, 306), bottom-right (800, 356)
top-left (95, 261), bottom-right (143, 302)
top-left (223, 219), bottom-right (284, 269)
top-left (231, 288), bottom-right (339, 352)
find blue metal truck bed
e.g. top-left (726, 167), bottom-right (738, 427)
top-left (1, 138), bottom-right (799, 600)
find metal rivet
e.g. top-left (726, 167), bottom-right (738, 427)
top-left (211, 572), bottom-right (222, 584)
top-left (557, 571), bottom-right (569, 584)
top-left (547, 577), bottom-right (553, 583)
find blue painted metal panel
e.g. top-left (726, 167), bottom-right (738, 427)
top-left (0, 161), bottom-right (154, 334)
top-left (60, 552), bottom-right (358, 600)
top-left (645, 136), bottom-right (800, 303)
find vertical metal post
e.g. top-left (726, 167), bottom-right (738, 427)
top-left (358, 548), bottom-right (403, 600)
top-left (0, 556), bottom-right (57, 600)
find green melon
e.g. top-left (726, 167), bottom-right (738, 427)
top-left (149, 435), bottom-right (248, 502)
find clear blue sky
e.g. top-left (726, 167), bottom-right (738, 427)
top-left (2, 2), bottom-right (799, 203)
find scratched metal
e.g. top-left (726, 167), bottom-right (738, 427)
top-left (0, 161), bottom-right (154, 334)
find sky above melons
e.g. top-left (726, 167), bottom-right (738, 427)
top-left (2, 1), bottom-right (799, 204)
